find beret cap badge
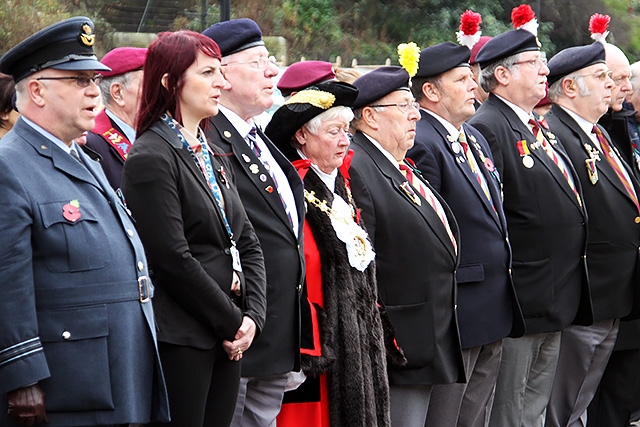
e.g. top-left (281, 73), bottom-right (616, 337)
top-left (79, 23), bottom-right (95, 47)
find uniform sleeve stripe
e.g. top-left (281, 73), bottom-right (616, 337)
top-left (0, 338), bottom-right (43, 367)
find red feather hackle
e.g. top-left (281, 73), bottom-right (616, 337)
top-left (589, 13), bottom-right (610, 35)
top-left (459, 10), bottom-right (482, 36)
top-left (511, 4), bottom-right (536, 28)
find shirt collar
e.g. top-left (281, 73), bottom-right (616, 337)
top-left (494, 94), bottom-right (533, 128)
top-left (219, 104), bottom-right (256, 139)
top-left (422, 108), bottom-right (461, 140)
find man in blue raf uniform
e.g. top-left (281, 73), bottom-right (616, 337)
top-left (545, 42), bottom-right (640, 427)
top-left (468, 28), bottom-right (593, 427)
top-left (349, 66), bottom-right (465, 427)
top-left (0, 17), bottom-right (169, 426)
top-left (407, 41), bottom-right (524, 427)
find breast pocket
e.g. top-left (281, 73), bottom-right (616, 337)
top-left (38, 305), bottom-right (114, 412)
top-left (38, 200), bottom-right (110, 272)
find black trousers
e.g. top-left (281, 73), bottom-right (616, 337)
top-left (587, 348), bottom-right (640, 427)
top-left (149, 342), bottom-right (241, 427)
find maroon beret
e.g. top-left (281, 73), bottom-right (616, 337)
top-left (100, 47), bottom-right (147, 78)
top-left (277, 61), bottom-right (336, 96)
top-left (470, 36), bottom-right (492, 65)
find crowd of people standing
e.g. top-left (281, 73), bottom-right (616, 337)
top-left (0, 5), bottom-right (640, 427)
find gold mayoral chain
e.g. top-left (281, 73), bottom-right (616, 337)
top-left (304, 189), bottom-right (375, 272)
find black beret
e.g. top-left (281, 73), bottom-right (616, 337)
top-left (0, 17), bottom-right (110, 82)
top-left (547, 43), bottom-right (606, 86)
top-left (475, 29), bottom-right (540, 69)
top-left (415, 42), bottom-right (470, 78)
top-left (202, 18), bottom-right (265, 57)
top-left (351, 66), bottom-right (411, 109)
top-left (265, 81), bottom-right (358, 158)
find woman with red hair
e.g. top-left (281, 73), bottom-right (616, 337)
top-left (122, 30), bottom-right (267, 427)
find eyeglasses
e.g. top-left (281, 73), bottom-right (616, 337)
top-left (222, 56), bottom-right (277, 71)
top-left (368, 101), bottom-right (420, 113)
top-left (576, 70), bottom-right (613, 81)
top-left (36, 74), bottom-right (103, 88)
top-left (513, 57), bottom-right (547, 69)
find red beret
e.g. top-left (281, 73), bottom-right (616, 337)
top-left (469, 36), bottom-right (492, 65)
top-left (277, 61), bottom-right (336, 96)
top-left (100, 47), bottom-right (147, 78)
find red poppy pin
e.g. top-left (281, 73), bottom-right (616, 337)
top-left (62, 199), bottom-right (82, 222)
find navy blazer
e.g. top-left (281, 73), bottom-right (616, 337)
top-left (407, 111), bottom-right (524, 348)
top-left (203, 113), bottom-right (305, 377)
top-left (0, 117), bottom-right (169, 425)
top-left (85, 115), bottom-right (128, 190)
top-left (547, 105), bottom-right (640, 321)
top-left (349, 130), bottom-right (465, 387)
top-left (468, 94), bottom-right (593, 333)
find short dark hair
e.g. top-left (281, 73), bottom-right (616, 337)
top-left (0, 73), bottom-right (16, 129)
top-left (136, 30), bottom-right (222, 136)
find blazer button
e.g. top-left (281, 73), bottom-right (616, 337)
top-left (296, 285), bottom-right (302, 292)
top-left (224, 247), bottom-right (231, 255)
top-left (508, 268), bottom-right (512, 275)
top-left (635, 217), bottom-right (640, 224)
top-left (62, 331), bottom-right (71, 340)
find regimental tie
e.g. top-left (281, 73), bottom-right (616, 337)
top-left (70, 148), bottom-right (84, 165)
top-left (247, 126), bottom-right (295, 227)
top-left (592, 125), bottom-right (640, 213)
top-left (398, 162), bottom-right (457, 253)
top-left (529, 118), bottom-right (581, 206)
top-left (458, 131), bottom-right (494, 207)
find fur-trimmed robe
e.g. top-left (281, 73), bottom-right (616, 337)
top-left (277, 163), bottom-right (397, 427)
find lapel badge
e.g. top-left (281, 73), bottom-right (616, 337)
top-left (62, 199), bottom-right (82, 222)
top-left (242, 153), bottom-right (251, 163)
top-left (451, 142), bottom-right (462, 154)
top-left (224, 130), bottom-right (232, 138)
top-left (265, 185), bottom-right (274, 193)
top-left (41, 145), bottom-right (47, 150)
top-left (446, 134), bottom-right (456, 143)
top-left (469, 135), bottom-right (477, 143)
top-left (259, 173), bottom-right (268, 182)
top-left (249, 164), bottom-right (260, 174)
top-left (217, 166), bottom-right (230, 189)
top-left (584, 143), bottom-right (600, 185)
top-left (79, 23), bottom-right (95, 46)
top-left (400, 182), bottom-right (422, 206)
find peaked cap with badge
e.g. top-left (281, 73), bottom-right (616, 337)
top-left (0, 16), bottom-right (110, 82)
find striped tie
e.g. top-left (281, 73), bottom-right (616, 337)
top-left (399, 163), bottom-right (457, 252)
top-left (459, 131), bottom-right (493, 205)
top-left (529, 118), bottom-right (581, 206)
top-left (247, 126), bottom-right (295, 227)
top-left (592, 125), bottom-right (640, 212)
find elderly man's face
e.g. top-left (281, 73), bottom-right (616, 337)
top-left (34, 69), bottom-right (102, 144)
top-left (607, 52), bottom-right (632, 112)
top-left (368, 90), bottom-right (420, 161)
top-left (502, 51), bottom-right (549, 112)
top-left (120, 70), bottom-right (143, 126)
top-left (571, 63), bottom-right (615, 123)
top-left (220, 46), bottom-right (278, 121)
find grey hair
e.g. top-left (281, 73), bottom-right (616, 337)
top-left (479, 53), bottom-right (520, 93)
top-left (303, 105), bottom-right (354, 134)
top-left (99, 73), bottom-right (131, 106)
top-left (548, 73), bottom-right (590, 102)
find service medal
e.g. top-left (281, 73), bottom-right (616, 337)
top-left (522, 155), bottom-right (534, 168)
